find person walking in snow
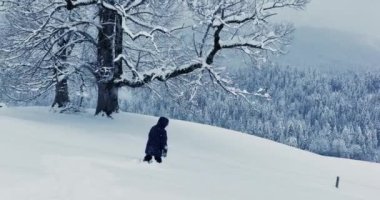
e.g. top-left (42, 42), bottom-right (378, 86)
top-left (143, 117), bottom-right (169, 163)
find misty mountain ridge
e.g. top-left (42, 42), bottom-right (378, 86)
top-left (275, 26), bottom-right (380, 72)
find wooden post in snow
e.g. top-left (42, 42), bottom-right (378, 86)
top-left (335, 176), bottom-right (340, 188)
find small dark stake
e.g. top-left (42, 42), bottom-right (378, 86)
top-left (336, 176), bottom-right (340, 188)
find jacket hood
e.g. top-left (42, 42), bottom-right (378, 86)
top-left (157, 117), bottom-right (169, 128)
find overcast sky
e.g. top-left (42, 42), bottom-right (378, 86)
top-left (278, 0), bottom-right (380, 40)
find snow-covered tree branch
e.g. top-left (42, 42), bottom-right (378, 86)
top-left (113, 0), bottom-right (308, 98)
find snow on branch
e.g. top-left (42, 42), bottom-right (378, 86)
top-left (219, 25), bottom-right (292, 54)
top-left (113, 0), bottom-right (298, 94)
top-left (204, 64), bottom-right (249, 97)
top-left (114, 61), bottom-right (203, 88)
top-left (123, 0), bottom-right (147, 11)
top-left (114, 0), bottom-right (307, 98)
top-left (263, 0), bottom-right (310, 10)
top-left (109, 3), bottom-right (187, 42)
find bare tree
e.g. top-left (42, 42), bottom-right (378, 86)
top-left (1, 0), bottom-right (309, 116)
top-left (101, 0), bottom-right (309, 116)
top-left (0, 0), bottom-right (96, 108)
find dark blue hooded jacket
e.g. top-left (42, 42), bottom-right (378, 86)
top-left (145, 117), bottom-right (168, 157)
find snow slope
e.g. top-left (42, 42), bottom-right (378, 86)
top-left (0, 107), bottom-right (379, 200)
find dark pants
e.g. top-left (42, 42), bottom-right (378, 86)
top-left (143, 154), bottom-right (162, 163)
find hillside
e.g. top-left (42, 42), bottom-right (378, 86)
top-left (0, 107), bottom-right (379, 200)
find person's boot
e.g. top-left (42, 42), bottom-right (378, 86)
top-left (154, 156), bottom-right (162, 163)
top-left (143, 155), bottom-right (153, 163)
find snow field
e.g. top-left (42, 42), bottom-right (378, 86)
top-left (0, 107), bottom-right (379, 200)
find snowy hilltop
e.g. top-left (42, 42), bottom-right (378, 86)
top-left (1, 107), bottom-right (379, 200)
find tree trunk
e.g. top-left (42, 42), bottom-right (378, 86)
top-left (52, 78), bottom-right (70, 108)
top-left (115, 13), bottom-right (123, 78)
top-left (52, 29), bottom-right (73, 109)
top-left (95, 2), bottom-right (123, 116)
top-left (95, 82), bottom-right (119, 116)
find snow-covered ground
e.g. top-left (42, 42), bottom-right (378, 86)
top-left (0, 107), bottom-right (379, 200)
